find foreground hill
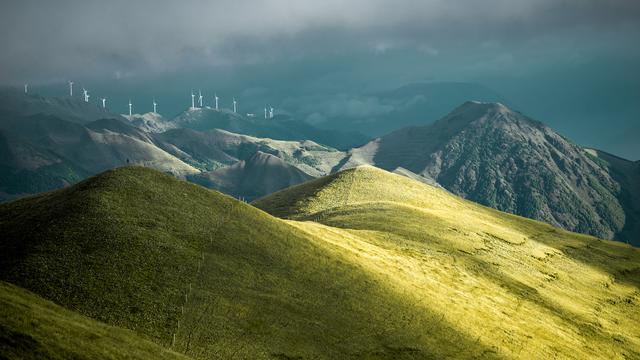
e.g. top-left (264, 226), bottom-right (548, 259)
top-left (0, 166), bottom-right (504, 359)
top-left (338, 101), bottom-right (638, 245)
top-left (0, 281), bottom-right (187, 360)
top-left (255, 165), bottom-right (640, 359)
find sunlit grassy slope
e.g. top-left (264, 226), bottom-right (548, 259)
top-left (0, 281), bottom-right (188, 360)
top-left (255, 165), bottom-right (640, 359)
top-left (1, 166), bottom-right (512, 359)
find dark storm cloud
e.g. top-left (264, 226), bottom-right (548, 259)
top-left (1, 0), bottom-right (639, 83)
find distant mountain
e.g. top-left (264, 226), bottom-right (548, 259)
top-left (171, 107), bottom-right (368, 150)
top-left (0, 88), bottom-right (123, 125)
top-left (0, 109), bottom-right (198, 201)
top-left (124, 112), bottom-right (176, 133)
top-left (339, 101), bottom-right (638, 245)
top-left (189, 151), bottom-right (313, 201)
top-left (0, 91), bottom-right (351, 201)
top-left (154, 128), bottom-right (345, 175)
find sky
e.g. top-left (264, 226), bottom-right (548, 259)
top-left (1, 0), bottom-right (639, 158)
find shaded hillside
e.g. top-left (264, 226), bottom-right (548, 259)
top-left (586, 149), bottom-right (640, 245)
top-left (189, 151), bottom-right (313, 201)
top-left (0, 166), bottom-right (502, 359)
top-left (339, 101), bottom-right (637, 244)
top-left (255, 165), bottom-right (640, 359)
top-left (0, 281), bottom-right (188, 360)
top-left (0, 114), bottom-right (197, 201)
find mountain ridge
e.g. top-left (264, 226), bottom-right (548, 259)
top-left (337, 101), bottom-right (638, 244)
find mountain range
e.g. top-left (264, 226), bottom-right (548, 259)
top-left (0, 89), bottom-right (638, 245)
top-left (1, 165), bottom-right (638, 358)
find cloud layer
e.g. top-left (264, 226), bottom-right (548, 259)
top-left (1, 0), bottom-right (639, 83)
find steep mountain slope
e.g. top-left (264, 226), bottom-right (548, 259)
top-left (189, 151), bottom-right (313, 201)
top-left (339, 101), bottom-right (636, 244)
top-left (1, 166), bottom-right (503, 359)
top-left (585, 149), bottom-right (640, 245)
top-left (255, 165), bottom-right (640, 359)
top-left (171, 107), bottom-right (368, 150)
top-left (0, 281), bottom-right (188, 360)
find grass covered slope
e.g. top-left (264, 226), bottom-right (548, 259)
top-left (0, 281), bottom-right (187, 360)
top-left (255, 165), bottom-right (640, 359)
top-left (0, 166), bottom-right (502, 359)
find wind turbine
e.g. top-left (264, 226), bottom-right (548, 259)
top-left (24, 84), bottom-right (28, 94)
top-left (101, 98), bottom-right (106, 108)
top-left (191, 90), bottom-right (195, 109)
top-left (128, 99), bottom-right (132, 117)
top-left (153, 98), bottom-right (157, 114)
top-left (198, 90), bottom-right (203, 108)
top-left (214, 93), bottom-right (219, 110)
top-left (269, 106), bottom-right (274, 119)
top-left (68, 81), bottom-right (74, 97)
top-left (82, 88), bottom-right (90, 102)
top-left (264, 106), bottom-right (268, 119)
top-left (233, 98), bottom-right (237, 113)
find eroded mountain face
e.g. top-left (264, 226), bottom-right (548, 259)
top-left (343, 102), bottom-right (637, 244)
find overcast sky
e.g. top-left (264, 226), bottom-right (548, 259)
top-left (1, 0), bottom-right (639, 158)
top-left (1, 0), bottom-right (639, 83)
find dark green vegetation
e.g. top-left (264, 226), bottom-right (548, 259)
top-left (1, 165), bottom-right (639, 359)
top-left (0, 281), bottom-right (187, 360)
top-left (340, 101), bottom-right (640, 245)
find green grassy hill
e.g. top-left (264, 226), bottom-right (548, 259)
top-left (255, 165), bottom-right (640, 359)
top-left (0, 166), bottom-right (499, 359)
top-left (0, 281), bottom-right (188, 360)
top-left (1, 165), bottom-right (639, 359)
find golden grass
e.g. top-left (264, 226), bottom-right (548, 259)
top-left (257, 165), bottom-right (640, 359)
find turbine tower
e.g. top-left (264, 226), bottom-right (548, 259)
top-left (24, 84), bottom-right (28, 94)
top-left (101, 98), bottom-right (106, 108)
top-left (82, 88), bottom-right (90, 102)
top-left (153, 99), bottom-right (157, 114)
top-left (214, 93), bottom-right (219, 110)
top-left (198, 90), bottom-right (203, 108)
top-left (69, 81), bottom-right (74, 97)
top-left (128, 99), bottom-right (132, 117)
top-left (264, 106), bottom-right (268, 119)
top-left (233, 98), bottom-right (237, 113)
top-left (191, 90), bottom-right (195, 109)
